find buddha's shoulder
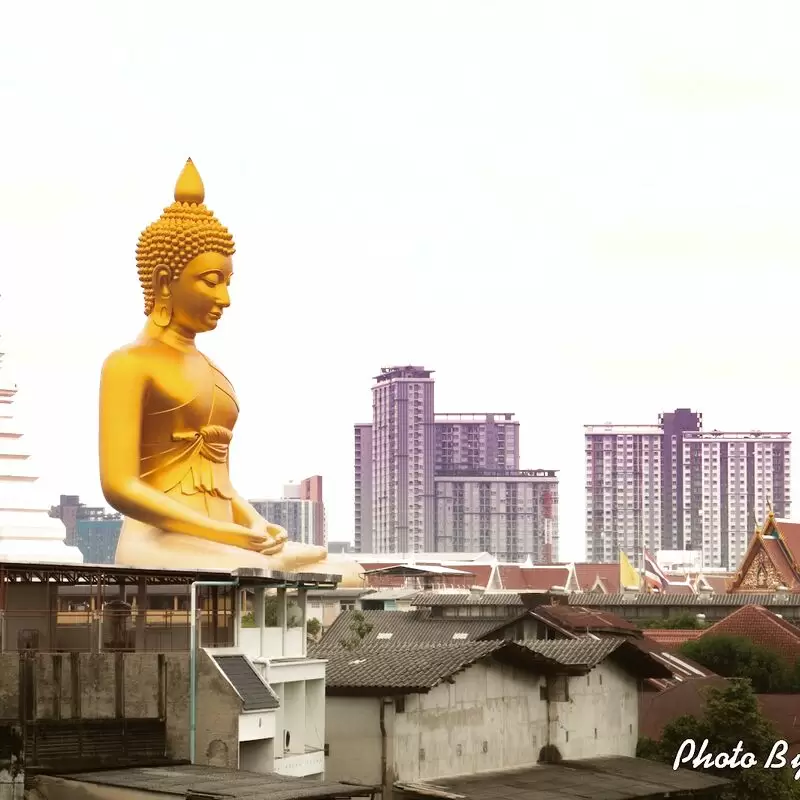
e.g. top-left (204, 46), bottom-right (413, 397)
top-left (101, 341), bottom-right (173, 375)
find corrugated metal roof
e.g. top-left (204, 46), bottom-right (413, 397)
top-left (399, 756), bottom-right (728, 799)
top-left (213, 656), bottom-right (280, 712)
top-left (53, 764), bottom-right (376, 799)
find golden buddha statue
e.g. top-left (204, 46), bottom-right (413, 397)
top-left (99, 159), bottom-right (362, 586)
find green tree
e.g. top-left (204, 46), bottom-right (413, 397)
top-left (640, 613), bottom-right (707, 630)
top-left (340, 610), bottom-right (373, 651)
top-left (639, 680), bottom-right (800, 800)
top-left (306, 617), bottom-right (322, 639)
top-left (681, 635), bottom-right (794, 693)
top-left (241, 596), bottom-right (303, 628)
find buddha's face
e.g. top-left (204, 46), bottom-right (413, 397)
top-left (156, 251), bottom-right (233, 334)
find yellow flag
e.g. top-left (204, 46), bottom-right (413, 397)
top-left (620, 550), bottom-right (640, 590)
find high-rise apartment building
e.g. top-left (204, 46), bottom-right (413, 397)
top-left (435, 413), bottom-right (520, 472)
top-left (584, 411), bottom-right (792, 569)
top-left (682, 431), bottom-right (791, 570)
top-left (298, 475), bottom-right (325, 546)
top-left (371, 366), bottom-right (436, 553)
top-left (436, 468), bottom-right (558, 562)
top-left (355, 367), bottom-right (558, 559)
top-left (250, 478), bottom-right (326, 547)
top-left (585, 424), bottom-right (664, 566)
top-left (50, 495), bottom-right (116, 547)
top-left (354, 423), bottom-right (373, 553)
top-left (659, 409), bottom-right (702, 550)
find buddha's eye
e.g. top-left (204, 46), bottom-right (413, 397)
top-left (201, 272), bottom-right (223, 287)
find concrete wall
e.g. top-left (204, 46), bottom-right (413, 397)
top-left (555, 661), bottom-right (638, 759)
top-left (325, 697), bottom-right (383, 785)
top-left (394, 661), bottom-right (544, 782)
top-left (195, 652), bottom-right (241, 769)
top-left (324, 658), bottom-right (640, 787)
top-left (0, 650), bottom-right (243, 772)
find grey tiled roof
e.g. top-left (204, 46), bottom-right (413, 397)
top-left (524, 637), bottom-right (624, 666)
top-left (316, 641), bottom-right (509, 692)
top-left (314, 609), bottom-right (522, 651)
top-left (213, 655), bottom-right (280, 712)
top-left (409, 591), bottom-right (525, 607)
top-left (570, 592), bottom-right (800, 606)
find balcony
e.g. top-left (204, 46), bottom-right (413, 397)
top-left (273, 747), bottom-right (325, 777)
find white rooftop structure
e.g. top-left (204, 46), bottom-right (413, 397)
top-left (0, 306), bottom-right (83, 564)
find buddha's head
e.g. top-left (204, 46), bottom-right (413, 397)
top-left (136, 159), bottom-right (236, 334)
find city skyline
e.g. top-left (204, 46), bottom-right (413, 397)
top-left (4, 3), bottom-right (800, 564)
top-left (355, 365), bottom-right (559, 560)
top-left (585, 410), bottom-right (791, 570)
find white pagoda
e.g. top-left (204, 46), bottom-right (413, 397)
top-left (0, 320), bottom-right (83, 563)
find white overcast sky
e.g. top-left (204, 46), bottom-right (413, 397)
top-left (2, 1), bottom-right (799, 562)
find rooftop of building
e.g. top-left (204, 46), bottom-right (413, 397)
top-left (683, 430), bottom-right (791, 439)
top-left (697, 604), bottom-right (800, 661)
top-left (566, 592), bottom-right (800, 606)
top-left (525, 603), bottom-right (643, 637)
top-left (642, 629), bottom-right (704, 648)
top-left (315, 637), bottom-right (671, 696)
top-left (396, 756), bottom-right (729, 800)
top-left (434, 412), bottom-right (517, 421)
top-left (312, 609), bottom-right (525, 650)
top-left (374, 365), bottom-right (433, 381)
top-left (42, 764), bottom-right (377, 800)
top-left (0, 560), bottom-right (342, 588)
top-left (584, 424), bottom-right (664, 434)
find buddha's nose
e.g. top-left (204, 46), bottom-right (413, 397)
top-left (217, 287), bottom-right (231, 307)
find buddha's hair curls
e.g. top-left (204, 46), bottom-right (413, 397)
top-left (135, 160), bottom-right (236, 315)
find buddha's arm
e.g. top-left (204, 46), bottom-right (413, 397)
top-left (230, 492), bottom-right (262, 528)
top-left (99, 352), bottom-right (265, 550)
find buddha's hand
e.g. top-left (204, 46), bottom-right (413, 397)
top-left (215, 524), bottom-right (278, 553)
top-left (249, 520), bottom-right (288, 555)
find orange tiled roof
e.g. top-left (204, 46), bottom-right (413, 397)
top-left (574, 563), bottom-right (620, 593)
top-left (496, 564), bottom-right (571, 591)
top-left (776, 520), bottom-right (800, 567)
top-left (642, 629), bottom-right (703, 648)
top-left (761, 538), bottom-right (800, 590)
top-left (699, 604), bottom-right (800, 662)
top-left (535, 604), bottom-right (641, 636)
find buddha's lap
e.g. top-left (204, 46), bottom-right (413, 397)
top-left (116, 519), bottom-right (283, 569)
top-left (115, 518), bottom-right (342, 573)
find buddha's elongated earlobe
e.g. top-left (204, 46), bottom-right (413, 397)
top-left (153, 295), bottom-right (173, 328)
top-left (151, 264), bottom-right (173, 328)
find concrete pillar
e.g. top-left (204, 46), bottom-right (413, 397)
top-left (255, 588), bottom-right (267, 658)
top-left (298, 588), bottom-right (308, 657)
top-left (135, 577), bottom-right (147, 651)
top-left (277, 588), bottom-right (288, 657)
top-left (234, 589), bottom-right (245, 649)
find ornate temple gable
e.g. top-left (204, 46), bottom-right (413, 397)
top-left (737, 547), bottom-right (789, 592)
top-left (728, 509), bottom-right (800, 593)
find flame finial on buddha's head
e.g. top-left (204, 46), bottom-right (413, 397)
top-left (135, 158), bottom-right (236, 315)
